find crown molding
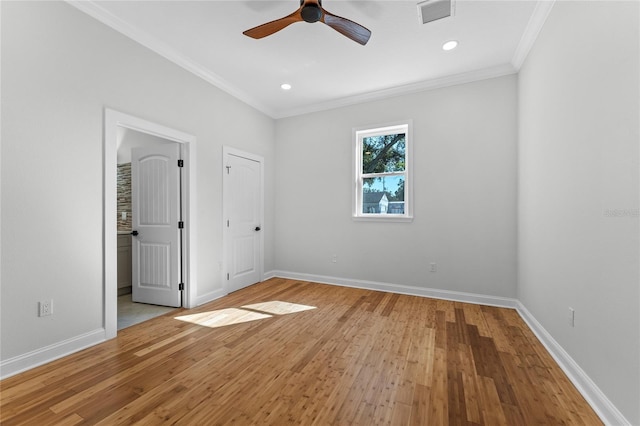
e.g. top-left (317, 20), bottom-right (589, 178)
top-left (67, 0), bottom-right (548, 121)
top-left (511, 0), bottom-right (556, 70)
top-left (273, 63), bottom-right (518, 119)
top-left (65, 1), bottom-right (276, 118)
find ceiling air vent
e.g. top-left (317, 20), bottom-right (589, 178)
top-left (417, 0), bottom-right (454, 25)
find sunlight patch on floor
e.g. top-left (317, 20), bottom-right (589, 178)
top-left (174, 301), bottom-right (317, 329)
top-left (242, 300), bottom-right (316, 315)
top-left (174, 308), bottom-right (271, 328)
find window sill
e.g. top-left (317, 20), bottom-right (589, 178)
top-left (352, 215), bottom-right (414, 223)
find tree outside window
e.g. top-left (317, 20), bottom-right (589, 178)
top-left (354, 122), bottom-right (412, 221)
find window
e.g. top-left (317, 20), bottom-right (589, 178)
top-left (353, 121), bottom-right (413, 221)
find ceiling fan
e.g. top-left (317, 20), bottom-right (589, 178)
top-left (243, 0), bottom-right (371, 46)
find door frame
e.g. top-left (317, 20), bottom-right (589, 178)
top-left (104, 108), bottom-right (198, 339)
top-left (222, 146), bottom-right (264, 294)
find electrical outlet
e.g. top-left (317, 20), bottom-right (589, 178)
top-left (38, 300), bottom-right (53, 317)
top-left (331, 254), bottom-right (337, 264)
top-left (430, 262), bottom-right (437, 272)
top-left (568, 307), bottom-right (575, 327)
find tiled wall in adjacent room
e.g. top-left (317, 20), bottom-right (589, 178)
top-left (117, 163), bottom-right (132, 230)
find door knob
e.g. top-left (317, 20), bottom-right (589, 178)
top-left (255, 226), bottom-right (261, 231)
top-left (130, 230), bottom-right (139, 236)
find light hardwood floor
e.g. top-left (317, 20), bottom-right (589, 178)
top-left (1, 278), bottom-right (602, 425)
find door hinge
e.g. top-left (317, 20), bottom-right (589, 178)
top-left (178, 221), bottom-right (184, 229)
top-left (178, 283), bottom-right (184, 291)
top-left (227, 273), bottom-right (229, 280)
top-left (226, 165), bottom-right (231, 174)
top-left (227, 219), bottom-right (230, 227)
top-left (178, 159), bottom-right (184, 167)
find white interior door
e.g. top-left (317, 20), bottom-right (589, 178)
top-left (225, 151), bottom-right (263, 293)
top-left (131, 144), bottom-right (182, 307)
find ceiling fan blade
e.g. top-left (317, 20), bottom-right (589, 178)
top-left (321, 10), bottom-right (371, 45)
top-left (243, 8), bottom-right (304, 39)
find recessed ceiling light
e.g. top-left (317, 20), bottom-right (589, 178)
top-left (442, 40), bottom-right (458, 51)
top-left (280, 83), bottom-right (292, 90)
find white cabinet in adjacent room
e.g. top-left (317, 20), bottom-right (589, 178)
top-left (117, 233), bottom-right (132, 295)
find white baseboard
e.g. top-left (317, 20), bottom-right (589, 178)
top-left (194, 289), bottom-right (226, 307)
top-left (0, 328), bottom-right (106, 380)
top-left (1, 289), bottom-right (223, 380)
top-left (516, 302), bottom-right (630, 426)
top-left (266, 270), bottom-right (518, 309)
top-left (266, 270), bottom-right (628, 426)
top-left (2, 273), bottom-right (629, 425)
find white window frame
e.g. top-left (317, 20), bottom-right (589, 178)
top-left (353, 120), bottom-right (413, 222)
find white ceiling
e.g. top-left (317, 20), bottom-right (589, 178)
top-left (70, 1), bottom-right (553, 118)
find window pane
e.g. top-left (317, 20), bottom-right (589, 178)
top-left (362, 133), bottom-right (406, 174)
top-left (362, 176), bottom-right (405, 214)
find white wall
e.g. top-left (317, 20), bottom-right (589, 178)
top-left (0, 1), bottom-right (275, 362)
top-left (274, 75), bottom-right (518, 298)
top-left (3, 1), bottom-right (637, 423)
top-left (518, 1), bottom-right (639, 424)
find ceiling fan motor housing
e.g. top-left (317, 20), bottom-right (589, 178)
top-left (301, 4), bottom-right (323, 23)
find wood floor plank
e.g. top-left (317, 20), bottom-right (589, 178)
top-left (0, 279), bottom-right (603, 425)
top-left (477, 376), bottom-right (509, 426)
top-left (380, 292), bottom-right (401, 317)
top-left (390, 401), bottom-right (412, 425)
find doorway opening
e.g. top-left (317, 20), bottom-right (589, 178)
top-left (104, 109), bottom-right (198, 339)
top-left (116, 129), bottom-right (181, 329)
